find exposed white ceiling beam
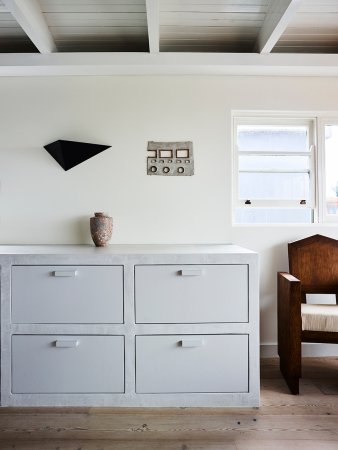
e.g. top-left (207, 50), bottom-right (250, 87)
top-left (1, 53), bottom-right (338, 77)
top-left (146, 0), bottom-right (160, 53)
top-left (3, 0), bottom-right (56, 53)
top-left (256, 0), bottom-right (302, 54)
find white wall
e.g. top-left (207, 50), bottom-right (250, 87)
top-left (1, 75), bottom-right (338, 347)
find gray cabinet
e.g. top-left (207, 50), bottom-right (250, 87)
top-left (0, 244), bottom-right (259, 407)
top-left (12, 265), bottom-right (123, 324)
top-left (12, 335), bottom-right (124, 394)
top-left (136, 334), bottom-right (248, 393)
top-left (135, 264), bottom-right (248, 323)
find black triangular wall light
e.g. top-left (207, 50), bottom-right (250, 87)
top-left (44, 140), bottom-right (111, 171)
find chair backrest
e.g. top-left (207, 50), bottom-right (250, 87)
top-left (288, 234), bottom-right (338, 298)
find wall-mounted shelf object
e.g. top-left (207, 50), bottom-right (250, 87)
top-left (147, 141), bottom-right (194, 176)
top-left (44, 140), bottom-right (111, 171)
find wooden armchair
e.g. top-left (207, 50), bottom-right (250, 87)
top-left (278, 234), bottom-right (338, 394)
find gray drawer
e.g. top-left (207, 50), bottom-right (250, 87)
top-left (135, 265), bottom-right (248, 323)
top-left (12, 335), bottom-right (125, 394)
top-left (136, 334), bottom-right (249, 393)
top-left (11, 265), bottom-right (123, 323)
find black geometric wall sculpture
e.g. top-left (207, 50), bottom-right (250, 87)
top-left (44, 140), bottom-right (111, 171)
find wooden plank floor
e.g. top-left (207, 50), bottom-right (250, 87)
top-left (0, 357), bottom-right (337, 450)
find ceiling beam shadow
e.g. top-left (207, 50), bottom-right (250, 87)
top-left (3, 0), bottom-right (56, 53)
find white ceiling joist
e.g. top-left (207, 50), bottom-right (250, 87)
top-left (256, 0), bottom-right (302, 54)
top-left (3, 0), bottom-right (56, 54)
top-left (146, 0), bottom-right (160, 54)
top-left (1, 53), bottom-right (338, 77)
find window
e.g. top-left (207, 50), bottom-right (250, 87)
top-left (233, 116), bottom-right (316, 224)
top-left (322, 123), bottom-right (338, 222)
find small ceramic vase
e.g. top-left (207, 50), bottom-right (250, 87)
top-left (90, 212), bottom-right (113, 247)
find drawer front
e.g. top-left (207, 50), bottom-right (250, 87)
top-left (135, 265), bottom-right (248, 323)
top-left (12, 335), bottom-right (125, 394)
top-left (12, 266), bottom-right (123, 323)
top-left (136, 334), bottom-right (248, 393)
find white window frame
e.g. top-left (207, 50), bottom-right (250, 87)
top-left (318, 117), bottom-right (338, 224)
top-left (232, 114), bottom-right (317, 225)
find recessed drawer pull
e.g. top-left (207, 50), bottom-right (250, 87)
top-left (55, 340), bottom-right (79, 348)
top-left (181, 339), bottom-right (204, 348)
top-left (179, 269), bottom-right (204, 277)
top-left (53, 270), bottom-right (78, 277)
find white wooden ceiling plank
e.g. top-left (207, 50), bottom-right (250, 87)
top-left (161, 12), bottom-right (266, 21)
top-left (46, 19), bottom-right (148, 27)
top-left (0, 26), bottom-right (27, 35)
top-left (273, 45), bottom-right (338, 53)
top-left (56, 39), bottom-right (148, 45)
top-left (3, 0), bottom-right (56, 52)
top-left (161, 46), bottom-right (251, 52)
top-left (0, 20), bottom-right (21, 27)
top-left (299, 5), bottom-right (338, 13)
top-left (55, 36), bottom-right (148, 43)
top-left (44, 12), bottom-right (147, 21)
top-left (1, 52), bottom-right (338, 77)
top-left (301, 0), bottom-right (338, 5)
top-left (255, 0), bottom-right (302, 53)
top-left (279, 35), bottom-right (338, 43)
top-left (146, 0), bottom-right (159, 52)
top-left (50, 26), bottom-right (148, 36)
top-left (53, 30), bottom-right (148, 39)
top-left (56, 41), bottom-right (148, 47)
top-left (0, 11), bottom-right (15, 20)
top-left (161, 29), bottom-right (260, 37)
top-left (162, 0), bottom-right (269, 5)
top-left (161, 5), bottom-right (269, 13)
top-left (0, 36), bottom-right (35, 42)
top-left (40, 0), bottom-right (145, 4)
top-left (284, 27), bottom-right (338, 36)
top-left (161, 19), bottom-right (264, 26)
top-left (290, 14), bottom-right (338, 27)
top-left (161, 35), bottom-right (255, 43)
top-left (40, 5), bottom-right (146, 13)
top-left (161, 25), bottom-right (261, 30)
top-left (55, 43), bottom-right (149, 51)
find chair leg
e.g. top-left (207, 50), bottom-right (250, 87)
top-left (277, 272), bottom-right (302, 395)
top-left (279, 349), bottom-right (301, 395)
top-left (280, 367), bottom-right (299, 395)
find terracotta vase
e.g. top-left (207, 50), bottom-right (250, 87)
top-left (90, 212), bottom-right (113, 247)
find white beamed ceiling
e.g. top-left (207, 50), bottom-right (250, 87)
top-left (0, 0), bottom-right (337, 75)
top-left (273, 0), bottom-right (338, 53)
top-left (0, 0), bottom-right (38, 52)
top-left (160, 0), bottom-right (269, 52)
top-left (40, 0), bottom-right (149, 52)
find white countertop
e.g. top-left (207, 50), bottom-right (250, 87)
top-left (0, 244), bottom-right (256, 255)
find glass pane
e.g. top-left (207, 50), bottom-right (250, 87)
top-left (237, 125), bottom-right (309, 152)
top-left (235, 208), bottom-right (313, 224)
top-left (239, 155), bottom-right (310, 171)
top-left (239, 172), bottom-right (310, 200)
top-left (325, 125), bottom-right (338, 216)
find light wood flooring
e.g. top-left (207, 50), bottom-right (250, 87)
top-left (0, 357), bottom-right (338, 450)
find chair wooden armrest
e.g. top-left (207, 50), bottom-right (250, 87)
top-left (277, 272), bottom-right (302, 394)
